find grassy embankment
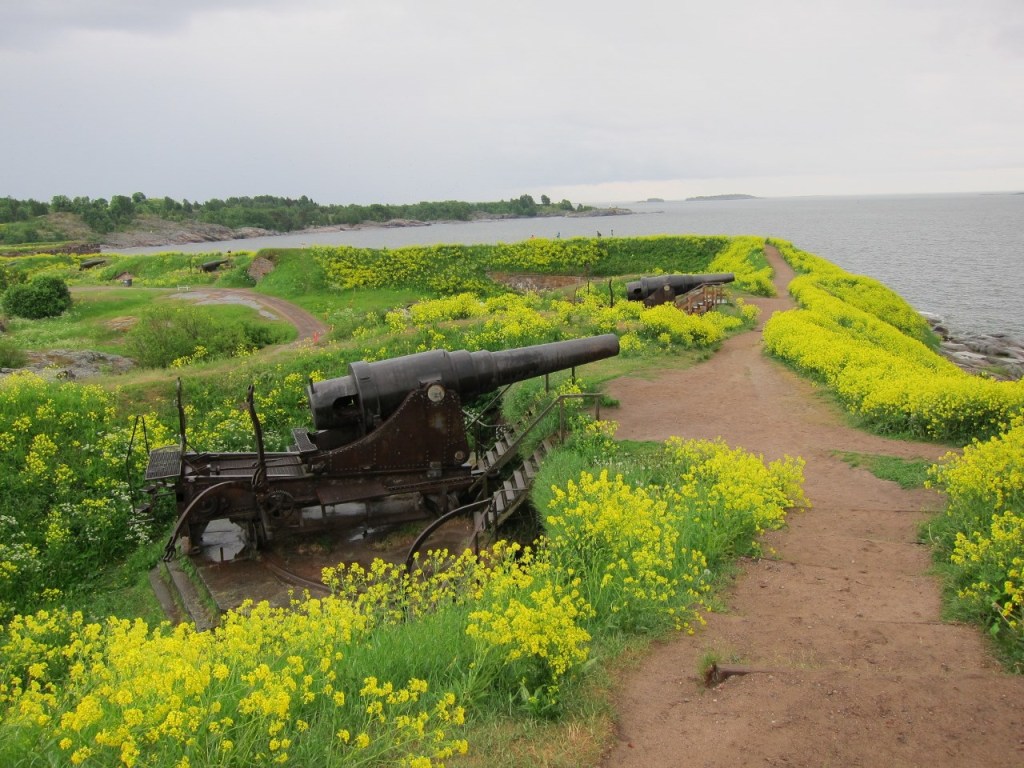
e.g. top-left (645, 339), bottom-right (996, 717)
top-left (0, 235), bottom-right (787, 766)
top-left (766, 238), bottom-right (1024, 669)
top-left (0, 233), bottom-right (1020, 767)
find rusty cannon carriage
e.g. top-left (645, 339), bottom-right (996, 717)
top-left (626, 273), bottom-right (735, 309)
top-left (145, 334), bottom-right (619, 559)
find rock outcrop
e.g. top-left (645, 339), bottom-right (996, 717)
top-left (922, 312), bottom-right (1024, 380)
top-left (1, 350), bottom-right (136, 381)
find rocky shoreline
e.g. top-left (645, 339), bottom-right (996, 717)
top-left (100, 208), bottom-right (633, 251)
top-left (923, 312), bottom-right (1024, 380)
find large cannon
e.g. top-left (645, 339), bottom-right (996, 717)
top-left (626, 273), bottom-right (734, 307)
top-left (147, 334), bottom-right (619, 556)
top-left (307, 336), bottom-right (619, 444)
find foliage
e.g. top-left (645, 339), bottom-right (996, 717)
top-left (835, 452), bottom-right (932, 489)
top-left (764, 239), bottom-right (1024, 443)
top-left (926, 415), bottom-right (1024, 665)
top-left (354, 272), bottom-right (759, 366)
top-left (535, 423), bottom-right (807, 635)
top-left (599, 235), bottom-right (728, 276)
top-left (312, 234), bottom-right (777, 307)
top-left (0, 335), bottom-right (27, 368)
top-left (0, 194), bottom-right (596, 245)
top-left (0, 373), bottom-right (177, 619)
top-left (707, 236), bottom-right (776, 296)
top-left (0, 423), bottom-right (806, 765)
top-left (779, 241), bottom-right (932, 342)
top-left (95, 253), bottom-right (244, 289)
top-left (0, 579), bottom-right (470, 767)
top-left (123, 304), bottom-right (290, 369)
top-left (2, 277), bottom-right (72, 320)
top-left (0, 264), bottom-right (26, 293)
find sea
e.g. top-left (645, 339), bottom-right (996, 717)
top-left (111, 193), bottom-right (1024, 341)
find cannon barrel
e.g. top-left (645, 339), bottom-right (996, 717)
top-left (626, 273), bottom-right (734, 301)
top-left (307, 334), bottom-right (620, 431)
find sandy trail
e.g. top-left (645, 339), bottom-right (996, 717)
top-left (601, 245), bottom-right (1024, 767)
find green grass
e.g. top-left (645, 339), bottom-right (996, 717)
top-left (4, 288), bottom-right (296, 353)
top-left (240, 248), bottom-right (426, 338)
top-left (835, 451), bottom-right (933, 488)
top-left (54, 538), bottom-right (170, 625)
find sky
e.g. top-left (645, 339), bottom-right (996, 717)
top-left (2, 0), bottom-right (1022, 205)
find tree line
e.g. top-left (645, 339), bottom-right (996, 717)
top-left (0, 192), bottom-right (589, 244)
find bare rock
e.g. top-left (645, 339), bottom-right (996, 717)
top-left (1, 349), bottom-right (136, 381)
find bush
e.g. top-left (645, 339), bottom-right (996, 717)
top-left (926, 415), bottom-right (1024, 662)
top-left (765, 240), bottom-right (1024, 443)
top-left (1, 276), bottom-right (72, 319)
top-left (124, 304), bottom-right (250, 368)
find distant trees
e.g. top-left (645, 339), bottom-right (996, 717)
top-left (50, 195), bottom-right (73, 213)
top-left (0, 197), bottom-right (47, 224)
top-left (0, 192), bottom-right (595, 246)
top-left (108, 195), bottom-right (135, 227)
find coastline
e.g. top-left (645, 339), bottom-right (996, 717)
top-left (99, 207), bottom-right (633, 251)
top-left (923, 312), bottom-right (1024, 380)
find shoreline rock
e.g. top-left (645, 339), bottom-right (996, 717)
top-left (922, 312), bottom-right (1024, 380)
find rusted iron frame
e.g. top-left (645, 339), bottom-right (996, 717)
top-left (124, 415), bottom-right (151, 511)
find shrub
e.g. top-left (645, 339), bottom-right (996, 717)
top-left (927, 416), bottom-right (1024, 660)
top-left (1, 276), bottom-right (72, 319)
top-left (765, 240), bottom-right (1024, 443)
top-left (123, 304), bottom-right (276, 368)
top-left (0, 265), bottom-right (25, 292)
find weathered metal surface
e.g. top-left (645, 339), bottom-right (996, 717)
top-left (148, 335), bottom-right (620, 558)
top-left (199, 258), bottom-right (229, 272)
top-left (626, 273), bottom-right (735, 307)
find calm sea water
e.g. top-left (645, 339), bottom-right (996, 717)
top-left (112, 193), bottom-right (1024, 340)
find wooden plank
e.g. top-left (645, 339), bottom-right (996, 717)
top-left (512, 468), bottom-right (526, 492)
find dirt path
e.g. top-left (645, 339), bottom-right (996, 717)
top-left (72, 285), bottom-right (329, 343)
top-left (601, 246), bottom-right (1024, 767)
top-left (167, 288), bottom-right (329, 342)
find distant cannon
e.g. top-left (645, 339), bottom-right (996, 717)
top-left (145, 335), bottom-right (619, 556)
top-left (199, 259), bottom-right (230, 272)
top-left (626, 273), bottom-right (734, 307)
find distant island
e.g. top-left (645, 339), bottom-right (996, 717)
top-left (643, 197), bottom-right (665, 203)
top-left (685, 194), bottom-right (758, 201)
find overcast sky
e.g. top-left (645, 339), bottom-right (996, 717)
top-left (2, 0), bottom-right (1022, 205)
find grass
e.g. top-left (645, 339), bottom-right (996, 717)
top-left (4, 287), bottom-right (296, 353)
top-left (451, 631), bottom-right (652, 767)
top-left (248, 248), bottom-right (424, 316)
top-left (835, 451), bottom-right (933, 488)
top-left (0, 240), bottom-right (857, 765)
top-left (59, 539), bottom-right (169, 625)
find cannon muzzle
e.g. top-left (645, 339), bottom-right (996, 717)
top-left (308, 334), bottom-right (620, 432)
top-left (626, 273), bottom-right (734, 302)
